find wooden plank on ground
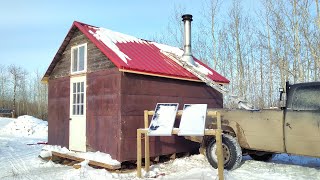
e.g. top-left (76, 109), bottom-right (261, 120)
top-left (51, 151), bottom-right (121, 170)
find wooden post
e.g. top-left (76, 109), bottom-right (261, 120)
top-left (144, 110), bottom-right (149, 128)
top-left (216, 111), bottom-right (222, 129)
top-left (144, 110), bottom-right (150, 172)
top-left (215, 112), bottom-right (224, 180)
top-left (216, 129), bottom-right (224, 180)
top-left (137, 129), bottom-right (142, 178)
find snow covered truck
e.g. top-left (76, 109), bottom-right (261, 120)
top-left (194, 81), bottom-right (320, 170)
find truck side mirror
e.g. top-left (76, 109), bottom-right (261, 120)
top-left (279, 88), bottom-right (284, 101)
top-left (279, 88), bottom-right (286, 109)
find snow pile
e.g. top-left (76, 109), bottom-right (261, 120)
top-left (80, 151), bottom-right (120, 166)
top-left (42, 145), bottom-right (70, 154)
top-left (0, 115), bottom-right (47, 138)
top-left (142, 154), bottom-right (219, 179)
top-left (42, 145), bottom-right (120, 166)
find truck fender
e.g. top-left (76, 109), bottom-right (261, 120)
top-left (203, 121), bottom-right (250, 149)
top-left (224, 121), bottom-right (250, 149)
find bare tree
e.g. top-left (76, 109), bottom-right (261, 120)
top-left (8, 64), bottom-right (27, 117)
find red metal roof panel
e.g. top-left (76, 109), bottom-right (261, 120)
top-left (74, 21), bottom-right (229, 83)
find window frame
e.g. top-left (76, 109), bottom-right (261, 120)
top-left (291, 85), bottom-right (320, 111)
top-left (69, 76), bottom-right (86, 118)
top-left (71, 43), bottom-right (87, 74)
top-left (71, 81), bottom-right (85, 116)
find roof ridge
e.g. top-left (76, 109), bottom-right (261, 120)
top-left (75, 21), bottom-right (182, 50)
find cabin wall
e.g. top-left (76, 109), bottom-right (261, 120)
top-left (48, 28), bottom-right (117, 150)
top-left (48, 76), bottom-right (70, 147)
top-left (86, 68), bottom-right (122, 160)
top-left (119, 73), bottom-right (222, 161)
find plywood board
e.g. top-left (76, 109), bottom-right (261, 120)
top-left (51, 151), bottom-right (121, 170)
top-left (178, 104), bottom-right (207, 136)
top-left (148, 103), bottom-right (179, 136)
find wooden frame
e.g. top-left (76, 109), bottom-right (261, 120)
top-left (71, 43), bottom-right (87, 75)
top-left (51, 151), bottom-right (121, 170)
top-left (137, 110), bottom-right (224, 180)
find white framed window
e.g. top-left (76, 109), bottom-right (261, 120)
top-left (71, 43), bottom-right (87, 74)
top-left (71, 80), bottom-right (85, 115)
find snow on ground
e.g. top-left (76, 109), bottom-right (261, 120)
top-left (1, 116), bottom-right (320, 180)
top-left (41, 145), bottom-right (120, 166)
top-left (0, 115), bottom-right (47, 139)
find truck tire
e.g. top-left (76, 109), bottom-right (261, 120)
top-left (249, 153), bottom-right (274, 161)
top-left (206, 134), bottom-right (242, 170)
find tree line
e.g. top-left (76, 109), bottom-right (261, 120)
top-left (152, 0), bottom-right (320, 108)
top-left (0, 64), bottom-right (47, 119)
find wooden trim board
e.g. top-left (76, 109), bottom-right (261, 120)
top-left (119, 69), bottom-right (202, 82)
top-left (51, 151), bottom-right (121, 170)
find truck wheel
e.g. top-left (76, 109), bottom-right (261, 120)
top-left (206, 134), bottom-right (242, 170)
top-left (249, 153), bottom-right (274, 161)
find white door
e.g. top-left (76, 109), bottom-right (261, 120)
top-left (69, 76), bottom-right (86, 152)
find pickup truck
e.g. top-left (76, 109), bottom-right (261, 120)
top-left (198, 81), bottom-right (320, 170)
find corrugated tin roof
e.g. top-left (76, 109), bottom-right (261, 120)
top-left (43, 21), bottom-right (229, 84)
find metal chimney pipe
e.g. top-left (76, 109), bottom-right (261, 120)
top-left (182, 14), bottom-right (195, 65)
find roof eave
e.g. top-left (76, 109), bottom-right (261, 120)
top-left (119, 68), bottom-right (229, 84)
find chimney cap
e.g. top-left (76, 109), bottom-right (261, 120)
top-left (182, 14), bottom-right (193, 22)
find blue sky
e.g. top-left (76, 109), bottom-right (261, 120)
top-left (0, 0), bottom-right (255, 73)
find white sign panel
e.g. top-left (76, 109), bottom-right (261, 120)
top-left (178, 104), bottom-right (207, 136)
top-left (148, 103), bottom-right (179, 136)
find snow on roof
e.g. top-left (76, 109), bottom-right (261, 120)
top-left (89, 27), bottom-right (144, 64)
top-left (43, 21), bottom-right (229, 84)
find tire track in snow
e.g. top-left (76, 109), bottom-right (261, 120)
top-left (0, 143), bottom-right (35, 179)
top-left (0, 137), bottom-right (74, 179)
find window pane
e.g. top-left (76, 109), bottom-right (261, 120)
top-left (72, 48), bottom-right (78, 72)
top-left (80, 105), bottom-right (83, 115)
top-left (81, 93), bottom-right (84, 103)
top-left (292, 86), bottom-right (320, 110)
top-left (77, 105), bottom-right (80, 115)
top-left (77, 82), bottom-right (80, 93)
top-left (81, 82), bottom-right (84, 92)
top-left (73, 94), bottom-right (76, 104)
top-left (79, 46), bottom-right (85, 71)
top-left (73, 83), bottom-right (76, 93)
top-left (73, 105), bottom-right (76, 115)
top-left (77, 94), bottom-right (80, 104)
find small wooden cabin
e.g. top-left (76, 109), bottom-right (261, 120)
top-left (42, 21), bottom-right (229, 162)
